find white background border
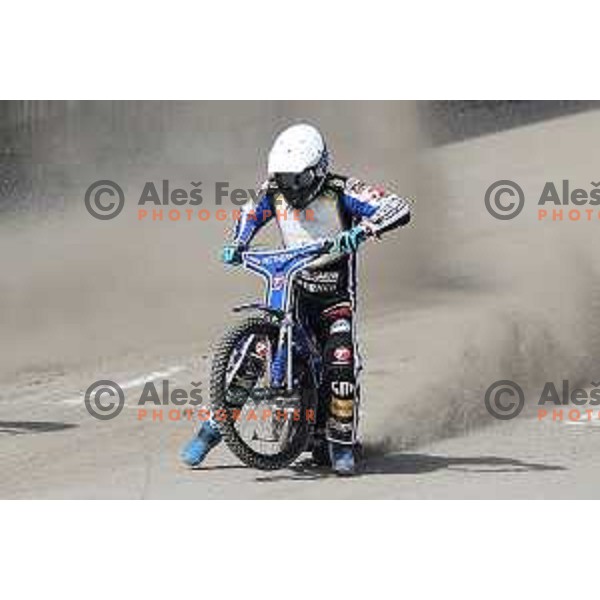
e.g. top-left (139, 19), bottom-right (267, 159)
top-left (3, 1), bottom-right (598, 99)
top-left (2, 501), bottom-right (594, 598)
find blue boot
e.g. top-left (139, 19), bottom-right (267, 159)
top-left (180, 421), bottom-right (223, 467)
top-left (328, 442), bottom-right (356, 476)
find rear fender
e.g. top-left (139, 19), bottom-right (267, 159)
top-left (232, 302), bottom-right (284, 321)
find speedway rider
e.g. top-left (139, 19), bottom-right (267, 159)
top-left (181, 123), bottom-right (412, 475)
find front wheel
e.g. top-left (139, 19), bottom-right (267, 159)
top-left (209, 315), bottom-right (316, 470)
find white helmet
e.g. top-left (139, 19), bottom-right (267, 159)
top-left (268, 123), bottom-right (329, 209)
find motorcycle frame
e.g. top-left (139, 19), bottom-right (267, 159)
top-left (233, 243), bottom-right (328, 393)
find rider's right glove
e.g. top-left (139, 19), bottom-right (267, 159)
top-left (333, 225), bottom-right (369, 254)
top-left (220, 244), bottom-right (244, 265)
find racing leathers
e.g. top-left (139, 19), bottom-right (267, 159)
top-left (231, 174), bottom-right (411, 445)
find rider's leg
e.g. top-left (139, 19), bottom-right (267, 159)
top-left (180, 332), bottom-right (272, 467)
top-left (320, 300), bottom-right (359, 475)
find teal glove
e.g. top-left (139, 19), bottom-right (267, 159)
top-left (333, 226), bottom-right (368, 254)
top-left (220, 244), bottom-right (244, 265)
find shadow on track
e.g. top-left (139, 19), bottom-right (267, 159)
top-left (188, 464), bottom-right (249, 472)
top-left (365, 453), bottom-right (567, 475)
top-left (253, 452), bottom-right (566, 483)
top-left (0, 421), bottom-right (78, 436)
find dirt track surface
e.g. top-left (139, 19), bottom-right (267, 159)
top-left (2, 104), bottom-right (600, 498)
top-left (2, 313), bottom-right (600, 499)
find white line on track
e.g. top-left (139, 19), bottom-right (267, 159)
top-left (563, 420), bottom-right (600, 427)
top-left (60, 365), bottom-right (187, 406)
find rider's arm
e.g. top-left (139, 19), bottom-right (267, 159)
top-left (231, 182), bottom-right (275, 247)
top-left (340, 177), bottom-right (411, 237)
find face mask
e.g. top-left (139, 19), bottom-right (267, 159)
top-left (274, 169), bottom-right (316, 198)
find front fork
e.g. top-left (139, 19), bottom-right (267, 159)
top-left (270, 312), bottom-right (294, 391)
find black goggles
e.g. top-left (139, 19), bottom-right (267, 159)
top-left (275, 169), bottom-right (316, 192)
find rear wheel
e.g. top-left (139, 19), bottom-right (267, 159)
top-left (210, 315), bottom-right (316, 470)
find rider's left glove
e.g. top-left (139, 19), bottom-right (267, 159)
top-left (333, 226), bottom-right (369, 254)
top-left (221, 244), bottom-right (244, 265)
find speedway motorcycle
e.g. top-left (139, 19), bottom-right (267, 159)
top-left (209, 240), bottom-right (335, 470)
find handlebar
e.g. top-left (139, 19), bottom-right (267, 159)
top-left (242, 238), bottom-right (335, 258)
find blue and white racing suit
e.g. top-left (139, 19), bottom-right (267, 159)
top-left (231, 174), bottom-right (412, 445)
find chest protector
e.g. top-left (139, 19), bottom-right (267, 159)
top-left (272, 178), bottom-right (352, 296)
